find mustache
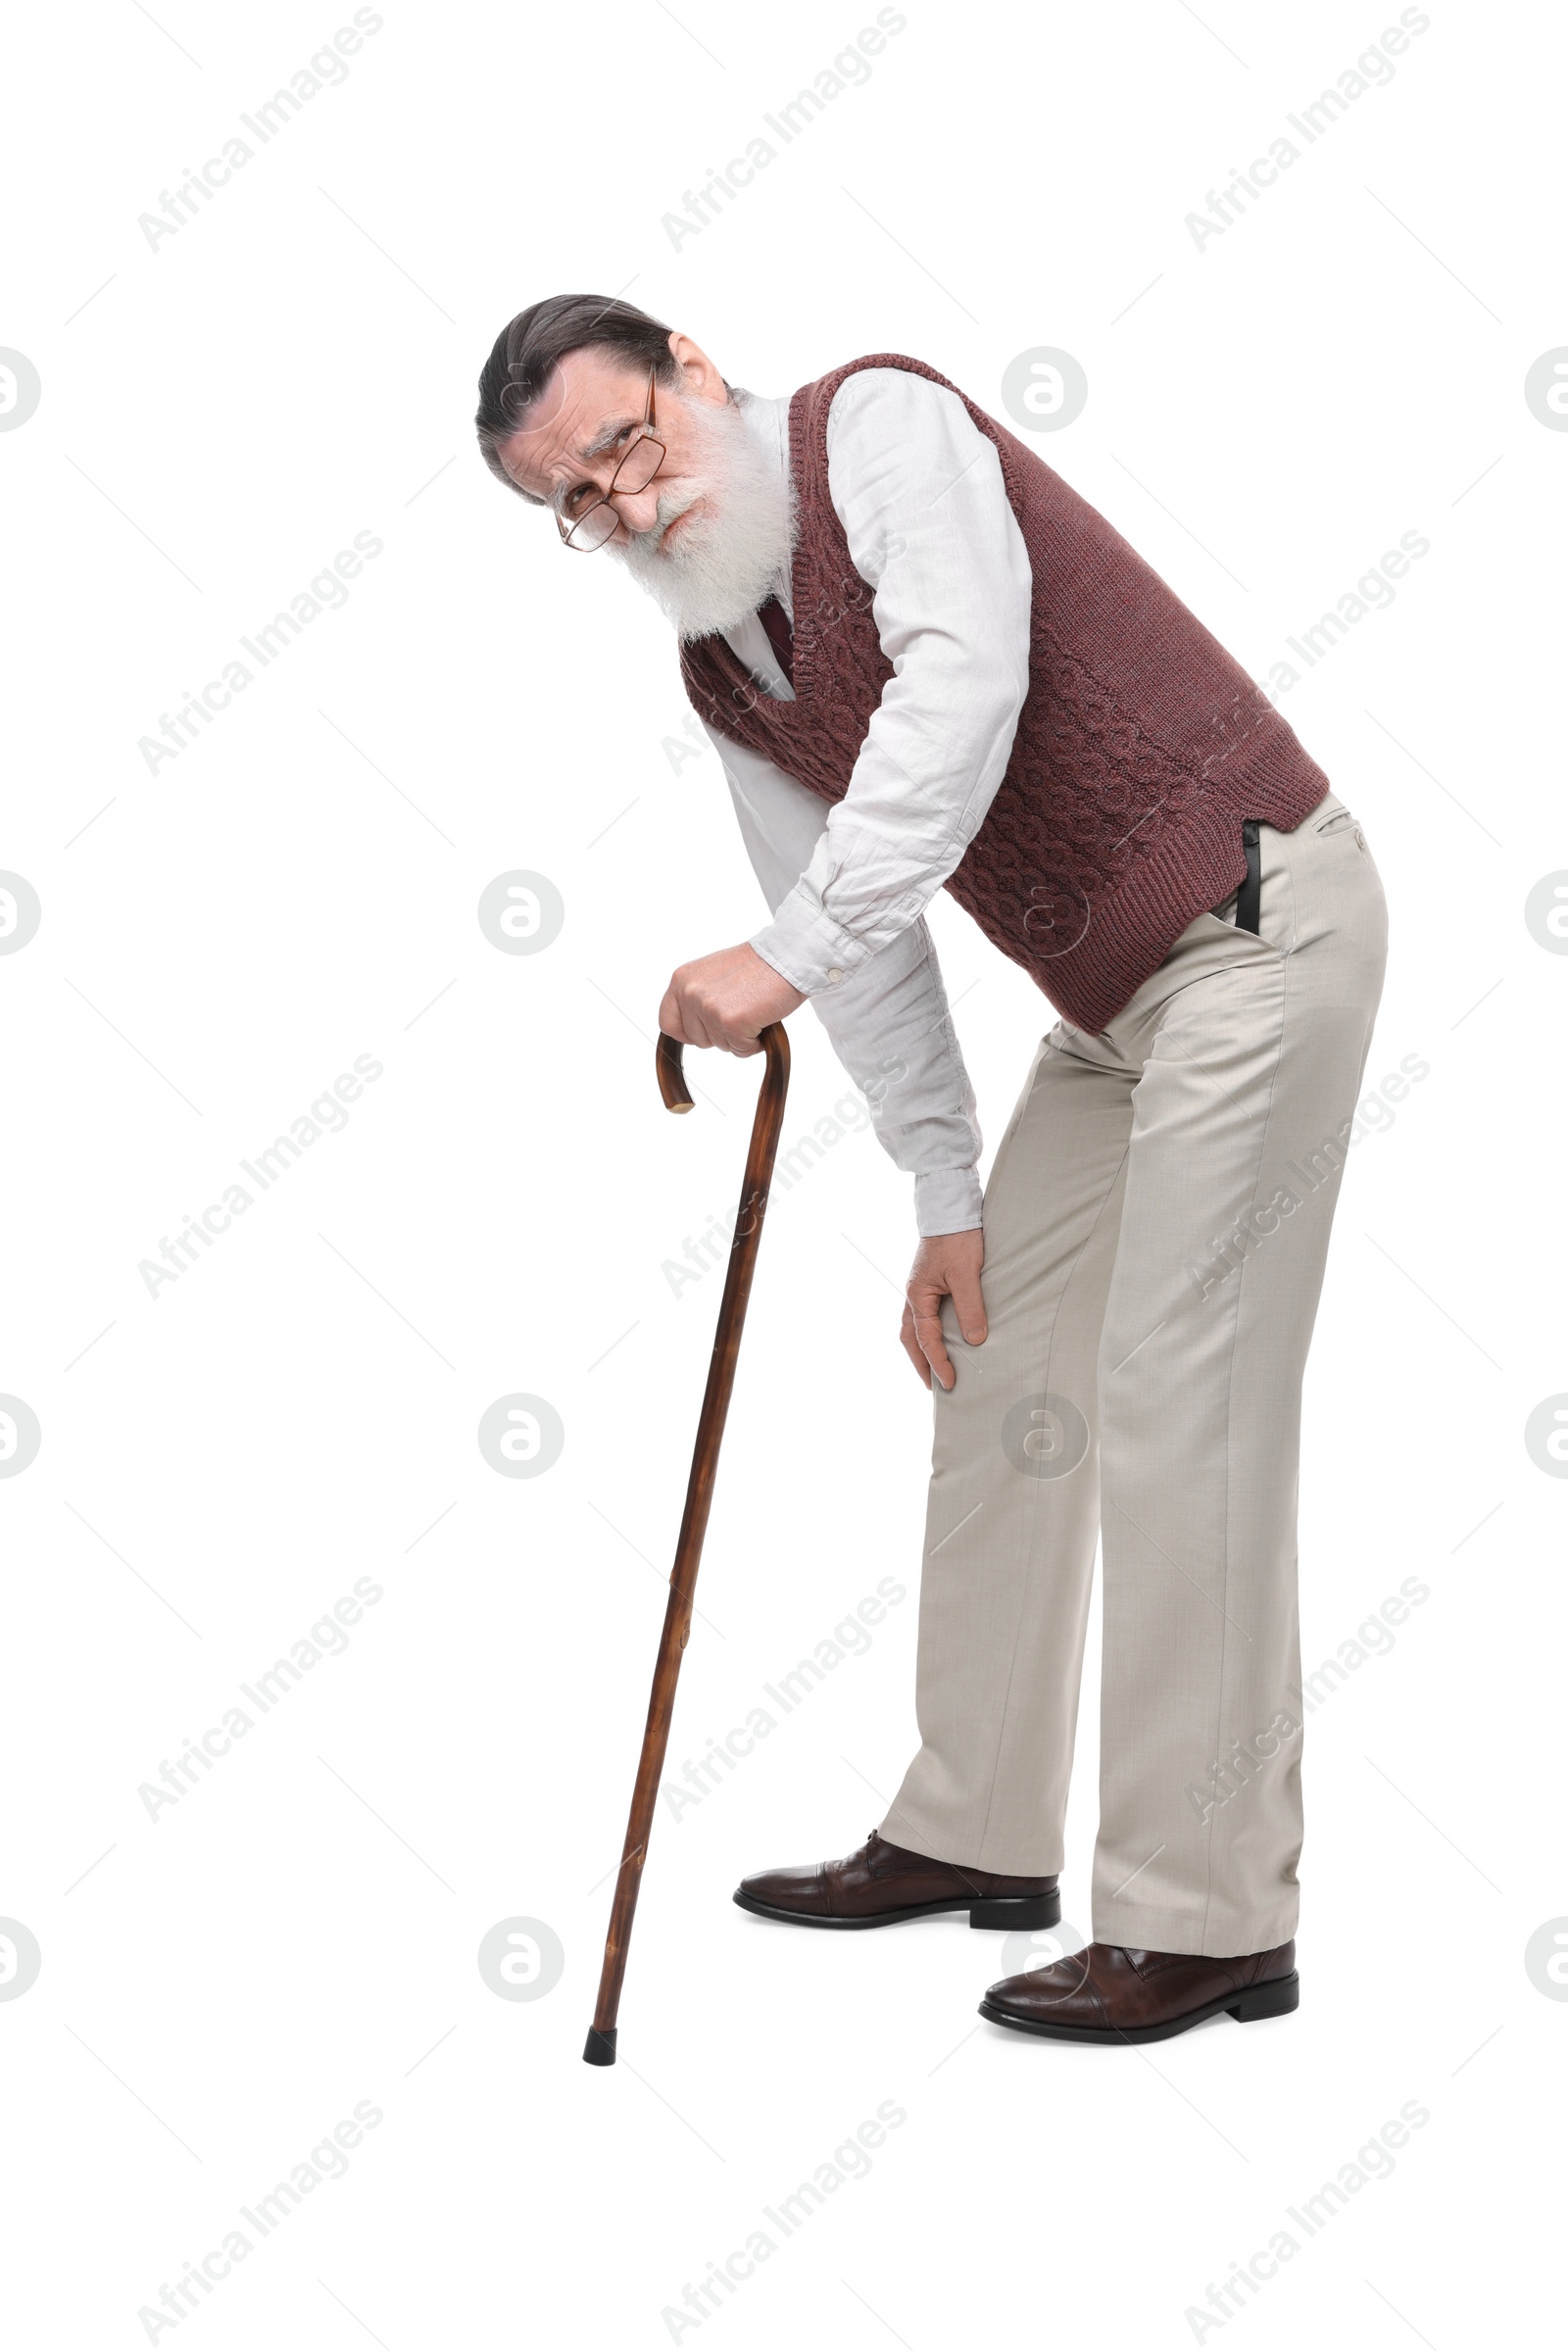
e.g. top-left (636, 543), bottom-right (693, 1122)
top-left (606, 392), bottom-right (795, 639)
top-left (619, 485), bottom-right (704, 555)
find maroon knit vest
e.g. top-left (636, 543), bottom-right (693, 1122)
top-left (679, 354), bottom-right (1331, 1035)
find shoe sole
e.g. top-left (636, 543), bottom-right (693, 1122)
top-left (733, 1886), bottom-right (1061, 1932)
top-left (977, 1970), bottom-right (1299, 2042)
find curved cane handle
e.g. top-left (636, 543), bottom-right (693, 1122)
top-left (656, 1025), bottom-right (789, 1114)
top-left (656, 1031), bottom-right (694, 1113)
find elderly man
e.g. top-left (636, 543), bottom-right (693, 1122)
top-left (475, 296), bottom-right (1387, 2045)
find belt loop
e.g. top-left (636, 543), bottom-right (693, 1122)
top-left (1236, 819), bottom-right (1262, 935)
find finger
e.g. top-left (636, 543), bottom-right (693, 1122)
top-left (659, 1000), bottom-right (691, 1046)
top-left (701, 1014), bottom-right (760, 1058)
top-left (908, 1292), bottom-right (955, 1392)
top-left (680, 1000), bottom-right (716, 1052)
top-left (948, 1263), bottom-right (989, 1347)
top-left (899, 1305), bottom-right (932, 1389)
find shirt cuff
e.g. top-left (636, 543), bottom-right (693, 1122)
top-left (914, 1167), bottom-right (985, 1238)
top-left (750, 880), bottom-right (867, 997)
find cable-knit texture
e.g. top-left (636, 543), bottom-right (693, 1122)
top-left (679, 353), bottom-right (1330, 1035)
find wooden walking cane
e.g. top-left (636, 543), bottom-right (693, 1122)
top-left (583, 1020), bottom-right (791, 2066)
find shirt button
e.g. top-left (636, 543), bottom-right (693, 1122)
top-left (825, 967), bottom-right (845, 984)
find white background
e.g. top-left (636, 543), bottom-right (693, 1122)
top-left (3, 0), bottom-right (1563, 2344)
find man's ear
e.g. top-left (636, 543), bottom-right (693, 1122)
top-left (666, 330), bottom-right (731, 406)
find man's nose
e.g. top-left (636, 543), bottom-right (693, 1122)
top-left (610, 481), bottom-right (662, 535)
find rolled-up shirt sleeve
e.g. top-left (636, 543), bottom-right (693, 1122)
top-left (715, 732), bottom-right (985, 1235)
top-left (748, 367), bottom-right (1033, 996)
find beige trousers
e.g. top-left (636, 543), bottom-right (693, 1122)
top-left (880, 792), bottom-right (1389, 1956)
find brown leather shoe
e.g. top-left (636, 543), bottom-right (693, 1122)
top-left (734, 1829), bottom-right (1059, 1931)
top-left (980, 1939), bottom-right (1298, 2041)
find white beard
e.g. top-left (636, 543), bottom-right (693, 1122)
top-left (612, 393), bottom-right (795, 642)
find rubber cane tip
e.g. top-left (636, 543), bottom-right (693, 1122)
top-left (582, 2027), bottom-right (618, 2067)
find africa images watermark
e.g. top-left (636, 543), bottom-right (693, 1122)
top-left (661, 9), bottom-right (908, 252)
top-left (1185, 1710), bottom-right (1301, 1831)
top-left (1262, 531), bottom-right (1431, 707)
top-left (135, 2098), bottom-right (384, 2342)
top-left (1185, 1569), bottom-right (1435, 1838)
top-left (135, 1574), bottom-right (385, 1825)
top-left (661, 1085), bottom-right (889, 1300)
top-left (136, 10), bottom-right (386, 254)
top-left (136, 531), bottom-right (384, 776)
top-left (660, 2099), bottom-right (908, 2341)
top-left (136, 1053), bottom-right (384, 1299)
top-left (1186, 1053), bottom-right (1429, 1303)
top-left (1182, 2100), bottom-right (1431, 2340)
top-left (1298, 1571), bottom-right (1434, 1704)
top-left (661, 1577), bottom-right (907, 1823)
top-left (1184, 9), bottom-right (1433, 255)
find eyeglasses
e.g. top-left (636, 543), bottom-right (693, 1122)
top-left (557, 367), bottom-right (667, 553)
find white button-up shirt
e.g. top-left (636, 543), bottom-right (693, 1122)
top-left (703, 369), bottom-right (1033, 1235)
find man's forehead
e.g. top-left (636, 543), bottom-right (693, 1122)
top-left (501, 351), bottom-right (651, 497)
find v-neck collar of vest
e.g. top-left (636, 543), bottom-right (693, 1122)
top-left (689, 355), bottom-right (953, 728)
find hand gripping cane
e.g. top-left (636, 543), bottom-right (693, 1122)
top-left (583, 1022), bottom-right (791, 2065)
